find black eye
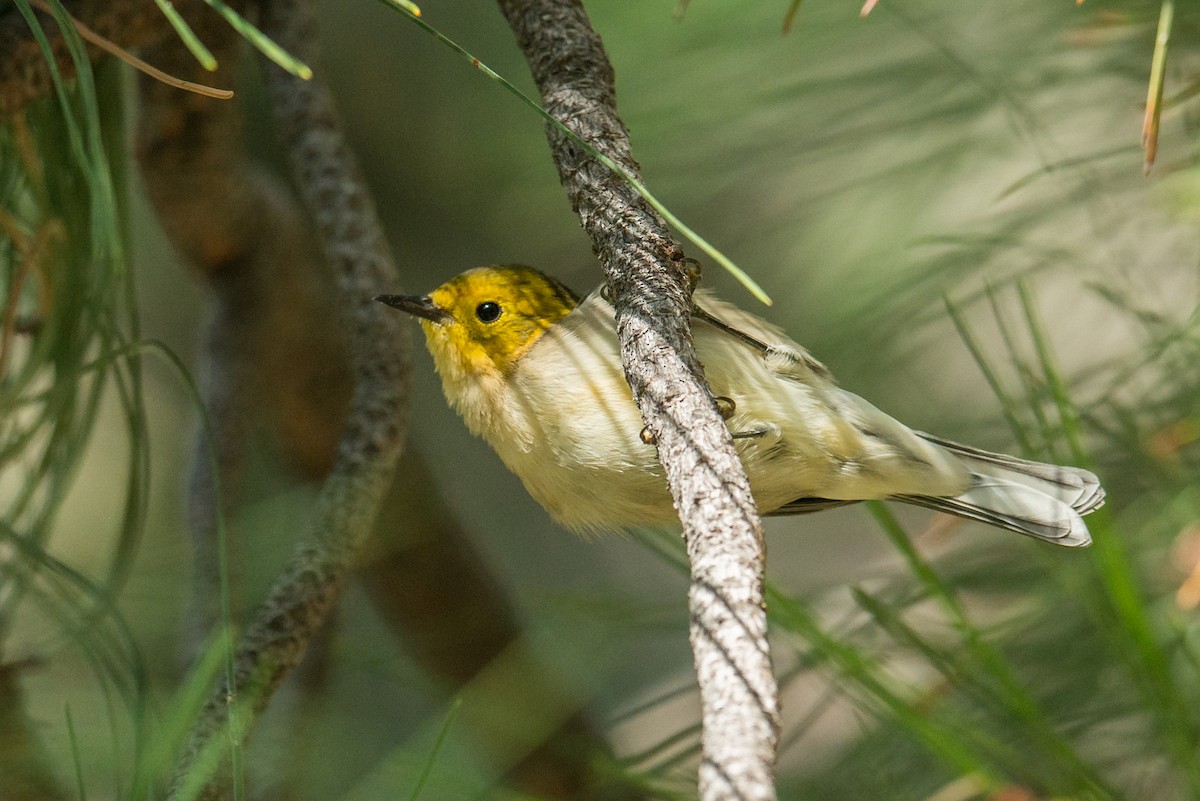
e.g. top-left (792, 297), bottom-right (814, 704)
top-left (475, 301), bottom-right (501, 323)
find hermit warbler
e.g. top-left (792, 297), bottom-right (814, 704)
top-left (377, 265), bottom-right (1103, 545)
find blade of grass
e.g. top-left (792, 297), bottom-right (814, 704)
top-left (133, 338), bottom-right (242, 800)
top-left (11, 1), bottom-right (91, 175)
top-left (1141, 0), bottom-right (1173, 173)
top-left (377, 0), bottom-right (423, 16)
top-left (2, 7), bottom-right (135, 660)
top-left (132, 631), bottom-right (236, 800)
top-left (203, 0), bottom-right (313, 79)
top-left (29, 0), bottom-right (232, 98)
top-left (152, 0), bottom-right (219, 70)
top-left (1017, 279), bottom-right (1200, 798)
top-left (1, 7), bottom-right (165, 799)
top-left (782, 0), bottom-right (805, 33)
top-left (0, 522), bottom-right (146, 704)
top-left (944, 293), bottom-right (1034, 453)
top-left (619, 720), bottom-right (701, 773)
top-left (767, 585), bottom-right (1007, 784)
top-left (851, 586), bottom-right (1120, 799)
top-left (849, 588), bottom-right (1029, 776)
top-left (851, 587), bottom-right (977, 694)
top-left (64, 704), bottom-right (86, 801)
top-left (865, 502), bottom-right (1121, 801)
top-left (170, 691), bottom-right (256, 801)
top-left (23, 2), bottom-right (154, 637)
top-left (608, 677), bottom-right (696, 728)
top-left (0, 524), bottom-right (148, 799)
top-left (1084, 283), bottom-right (1200, 413)
top-left (407, 698), bottom-right (463, 801)
top-left (1016, 282), bottom-right (1086, 463)
top-left (636, 528), bottom-right (1006, 786)
top-left (775, 678), bottom-right (839, 756)
top-left (370, 1), bottom-right (773, 306)
top-left (983, 281), bottom-right (1060, 459)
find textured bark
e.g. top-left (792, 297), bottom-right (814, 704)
top-left (155, 1), bottom-right (411, 797)
top-left (136, 2), bottom-right (319, 658)
top-left (495, 2), bottom-right (780, 799)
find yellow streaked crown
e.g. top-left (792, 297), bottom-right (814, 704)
top-left (423, 265), bottom-right (580, 377)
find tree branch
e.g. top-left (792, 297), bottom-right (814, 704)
top-left (7, 0), bottom-right (779, 794)
top-left (136, 1), bottom-right (294, 661)
top-left (494, 2), bottom-right (780, 799)
top-left (153, 0), bottom-right (411, 795)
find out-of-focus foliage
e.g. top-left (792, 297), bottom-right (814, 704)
top-left (3, 0), bottom-right (1200, 799)
top-left (0, 3), bottom-right (151, 793)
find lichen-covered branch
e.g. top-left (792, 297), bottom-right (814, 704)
top-left (494, 1), bottom-right (780, 799)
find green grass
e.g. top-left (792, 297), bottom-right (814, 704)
top-left (621, 148), bottom-right (1200, 795)
top-left (3, 1), bottom-right (1200, 800)
top-left (2, 3), bottom-right (152, 797)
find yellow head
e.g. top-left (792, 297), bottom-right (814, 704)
top-left (376, 265), bottom-right (580, 428)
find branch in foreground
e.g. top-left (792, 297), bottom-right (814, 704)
top-left (495, 1), bottom-right (780, 799)
top-left (158, 0), bottom-right (410, 796)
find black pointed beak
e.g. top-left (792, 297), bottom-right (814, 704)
top-left (374, 294), bottom-right (453, 324)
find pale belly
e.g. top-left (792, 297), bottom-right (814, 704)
top-left (492, 357), bottom-right (861, 531)
top-left (483, 295), bottom-right (969, 531)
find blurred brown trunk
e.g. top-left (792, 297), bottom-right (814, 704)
top-left (0, 661), bottom-right (68, 801)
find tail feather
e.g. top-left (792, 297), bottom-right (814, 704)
top-left (915, 432), bottom-right (1105, 515)
top-left (895, 479), bottom-right (1091, 547)
top-left (896, 434), bottom-right (1105, 548)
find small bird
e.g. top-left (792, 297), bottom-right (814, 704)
top-left (377, 265), bottom-right (1103, 546)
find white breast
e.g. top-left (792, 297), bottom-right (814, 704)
top-left (487, 296), bottom-right (669, 530)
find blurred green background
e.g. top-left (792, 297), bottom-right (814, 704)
top-left (4, 0), bottom-right (1200, 799)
